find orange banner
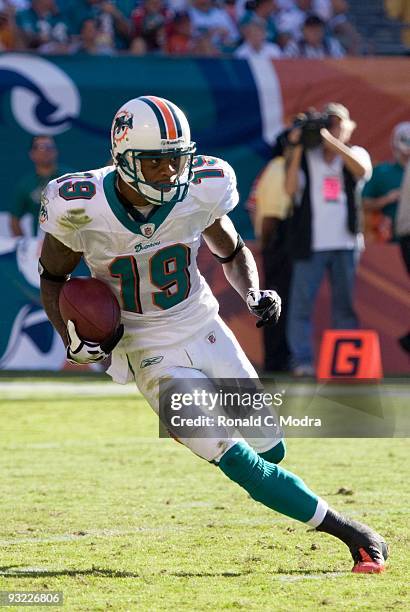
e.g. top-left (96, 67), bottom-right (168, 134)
top-left (273, 58), bottom-right (410, 164)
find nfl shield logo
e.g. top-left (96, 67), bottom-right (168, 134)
top-left (141, 223), bottom-right (155, 238)
top-left (207, 332), bottom-right (216, 344)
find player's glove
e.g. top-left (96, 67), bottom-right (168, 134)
top-left (246, 289), bottom-right (282, 328)
top-left (66, 320), bottom-right (124, 364)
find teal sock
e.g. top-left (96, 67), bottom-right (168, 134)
top-left (219, 442), bottom-right (321, 523)
top-left (259, 440), bottom-right (286, 464)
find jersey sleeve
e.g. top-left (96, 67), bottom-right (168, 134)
top-left (39, 177), bottom-right (87, 252)
top-left (201, 158), bottom-right (239, 228)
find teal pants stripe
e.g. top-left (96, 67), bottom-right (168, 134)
top-left (219, 442), bottom-right (318, 523)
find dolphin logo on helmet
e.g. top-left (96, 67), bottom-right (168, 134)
top-left (113, 111), bottom-right (134, 144)
top-left (111, 96), bottom-right (196, 206)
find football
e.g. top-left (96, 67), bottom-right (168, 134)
top-left (59, 278), bottom-right (121, 343)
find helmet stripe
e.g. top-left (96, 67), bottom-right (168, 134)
top-left (145, 96), bottom-right (178, 140)
top-left (165, 101), bottom-right (183, 138)
top-left (139, 96), bottom-right (168, 140)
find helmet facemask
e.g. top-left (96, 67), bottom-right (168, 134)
top-left (115, 146), bottom-right (196, 206)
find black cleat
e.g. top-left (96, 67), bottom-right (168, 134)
top-left (316, 509), bottom-right (388, 573)
top-left (348, 524), bottom-right (388, 573)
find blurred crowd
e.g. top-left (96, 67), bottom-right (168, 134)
top-left (0, 0), bottom-right (363, 57)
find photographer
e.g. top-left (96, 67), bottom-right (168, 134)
top-left (284, 103), bottom-right (372, 376)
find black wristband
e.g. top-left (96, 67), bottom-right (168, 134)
top-left (212, 234), bottom-right (245, 264)
top-left (38, 259), bottom-right (70, 283)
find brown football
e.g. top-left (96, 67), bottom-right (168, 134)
top-left (59, 278), bottom-right (121, 343)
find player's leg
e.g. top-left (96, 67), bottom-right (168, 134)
top-left (183, 315), bottom-right (286, 463)
top-left (129, 347), bottom-right (239, 462)
top-left (328, 249), bottom-right (359, 329)
top-left (287, 252), bottom-right (328, 373)
top-left (129, 348), bottom-right (387, 573)
top-left (217, 441), bottom-right (387, 573)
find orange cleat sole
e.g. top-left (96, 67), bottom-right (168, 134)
top-left (352, 562), bottom-right (385, 574)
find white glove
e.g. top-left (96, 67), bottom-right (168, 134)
top-left (66, 320), bottom-right (124, 364)
top-left (246, 289), bottom-right (282, 328)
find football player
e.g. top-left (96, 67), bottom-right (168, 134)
top-left (39, 95), bottom-right (387, 573)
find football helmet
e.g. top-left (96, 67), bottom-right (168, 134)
top-left (111, 96), bottom-right (196, 205)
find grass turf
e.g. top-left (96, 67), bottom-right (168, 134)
top-left (0, 380), bottom-right (409, 611)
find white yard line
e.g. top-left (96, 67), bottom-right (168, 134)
top-left (279, 572), bottom-right (347, 582)
top-left (0, 381), bottom-right (140, 399)
top-left (0, 526), bottom-right (191, 548)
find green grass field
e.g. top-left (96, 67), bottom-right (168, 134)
top-left (0, 378), bottom-right (409, 611)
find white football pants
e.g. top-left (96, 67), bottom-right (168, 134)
top-left (126, 315), bottom-right (283, 462)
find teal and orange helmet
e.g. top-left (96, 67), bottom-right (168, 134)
top-left (111, 95), bottom-right (196, 205)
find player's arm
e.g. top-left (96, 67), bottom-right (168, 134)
top-left (202, 216), bottom-right (281, 327)
top-left (39, 233), bottom-right (82, 346)
top-left (203, 215), bottom-right (259, 299)
top-left (40, 234), bottom-right (124, 362)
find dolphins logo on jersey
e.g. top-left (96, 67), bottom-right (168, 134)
top-left (0, 54), bottom-right (80, 135)
top-left (113, 111), bottom-right (133, 144)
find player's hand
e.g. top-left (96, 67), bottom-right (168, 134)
top-left (246, 289), bottom-right (281, 328)
top-left (66, 320), bottom-right (124, 364)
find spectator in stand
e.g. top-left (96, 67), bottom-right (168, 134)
top-left (10, 136), bottom-right (71, 237)
top-left (312, 0), bottom-right (332, 21)
top-left (284, 103), bottom-right (371, 377)
top-left (16, 0), bottom-right (71, 53)
top-left (224, 0), bottom-right (240, 33)
top-left (396, 158), bottom-right (410, 354)
top-left (189, 0), bottom-right (239, 51)
top-left (274, 0), bottom-right (311, 42)
top-left (3, 0), bottom-right (29, 9)
top-left (166, 11), bottom-right (193, 55)
top-left (328, 0), bottom-right (361, 55)
top-left (0, 2), bottom-right (23, 50)
top-left (240, 0), bottom-right (279, 44)
top-left (128, 35), bottom-right (146, 54)
top-left (235, 15), bottom-right (282, 58)
top-left (385, 0), bottom-right (410, 48)
top-left (69, 16), bottom-right (114, 54)
top-left (191, 29), bottom-right (221, 55)
top-left (275, 0), bottom-right (339, 42)
top-left (284, 13), bottom-right (345, 57)
top-left (132, 0), bottom-right (172, 53)
top-left (362, 122), bottom-right (410, 243)
top-left (66, 0), bottom-right (133, 52)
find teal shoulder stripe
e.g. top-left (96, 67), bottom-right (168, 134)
top-left (103, 170), bottom-right (179, 235)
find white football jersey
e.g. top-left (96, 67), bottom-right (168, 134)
top-left (40, 156), bottom-right (239, 352)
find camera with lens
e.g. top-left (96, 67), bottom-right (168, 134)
top-left (292, 111), bottom-right (331, 149)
